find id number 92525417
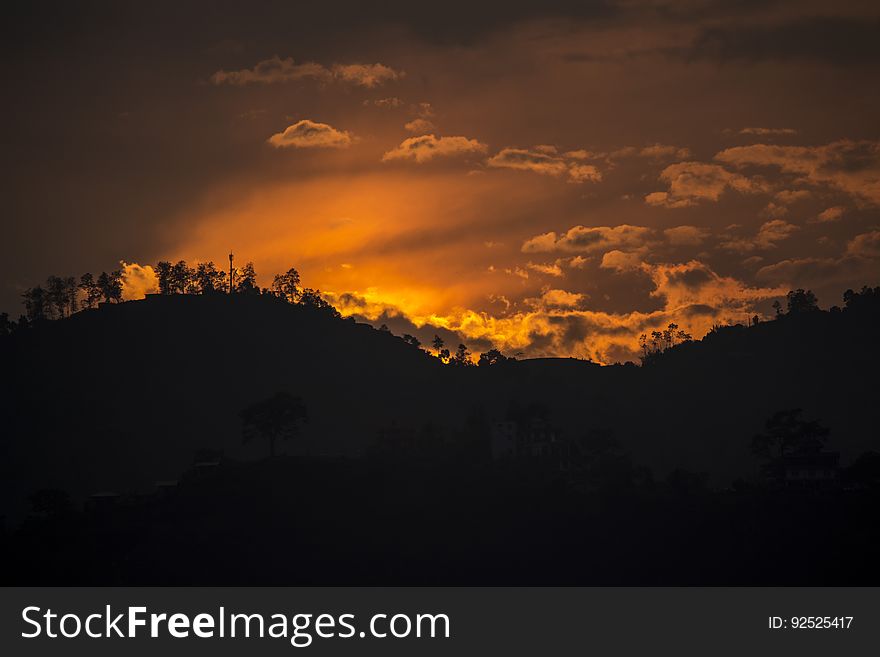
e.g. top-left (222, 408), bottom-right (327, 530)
top-left (768, 616), bottom-right (853, 629)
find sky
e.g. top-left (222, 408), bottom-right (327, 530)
top-left (3, 0), bottom-right (880, 362)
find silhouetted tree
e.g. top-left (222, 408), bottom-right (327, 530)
top-left (450, 343), bottom-right (473, 367)
top-left (46, 275), bottom-right (73, 318)
top-left (402, 334), bottom-right (421, 348)
top-left (786, 289), bottom-right (819, 314)
top-left (240, 392), bottom-right (308, 458)
top-left (194, 261), bottom-right (226, 294)
top-left (751, 409), bottom-right (830, 460)
top-left (97, 270), bottom-right (123, 303)
top-left (0, 312), bottom-right (13, 336)
top-left (65, 276), bottom-right (78, 314)
top-left (663, 322), bottom-right (678, 349)
top-left (22, 286), bottom-right (50, 321)
top-left (478, 348), bottom-right (510, 366)
top-left (772, 300), bottom-right (783, 317)
top-left (155, 261), bottom-right (174, 294)
top-left (650, 330), bottom-right (663, 353)
top-left (79, 273), bottom-right (102, 308)
top-left (432, 335), bottom-right (444, 353)
top-left (379, 323), bottom-right (390, 332)
top-left (843, 285), bottom-right (880, 312)
top-left (299, 288), bottom-right (340, 317)
top-left (272, 268), bottom-right (301, 302)
top-left (170, 260), bottom-right (193, 294)
top-left (639, 323), bottom-right (692, 364)
top-left (236, 262), bottom-right (259, 294)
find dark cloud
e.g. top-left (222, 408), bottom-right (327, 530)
top-left (682, 303), bottom-right (717, 317)
top-left (666, 268), bottom-right (714, 290)
top-left (685, 17), bottom-right (880, 65)
top-left (0, 0), bottom-right (619, 51)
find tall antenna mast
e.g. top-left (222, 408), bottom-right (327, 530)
top-left (228, 251), bottom-right (234, 294)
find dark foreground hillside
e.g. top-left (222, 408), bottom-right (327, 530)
top-left (1, 290), bottom-right (879, 584)
top-left (5, 455), bottom-right (880, 585)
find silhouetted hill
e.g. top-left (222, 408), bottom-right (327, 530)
top-left (2, 293), bottom-right (879, 523)
top-left (1, 294), bottom-right (444, 520)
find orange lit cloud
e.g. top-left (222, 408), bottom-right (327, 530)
top-left (120, 262), bottom-right (158, 300)
top-left (714, 140), bottom-right (880, 205)
top-left (487, 147), bottom-right (602, 184)
top-left (332, 63), bottom-right (403, 88)
top-left (645, 162), bottom-right (767, 208)
top-left (325, 257), bottom-right (786, 364)
top-left (522, 225), bottom-right (653, 254)
top-left (813, 206), bottom-right (846, 223)
top-left (639, 143), bottom-right (693, 160)
top-left (267, 120), bottom-right (354, 149)
top-left (382, 135), bottom-right (487, 162)
top-left (720, 219), bottom-right (799, 253)
top-left (404, 118), bottom-right (438, 133)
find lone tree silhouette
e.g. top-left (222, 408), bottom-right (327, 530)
top-left (240, 392), bottom-right (308, 458)
top-left (79, 273), bottom-right (102, 309)
top-left (450, 343), bottom-right (474, 367)
top-left (786, 289), bottom-right (819, 314)
top-left (96, 270), bottom-right (123, 303)
top-left (272, 268), bottom-right (301, 303)
top-left (236, 262), bottom-right (259, 294)
top-left (431, 334), bottom-right (450, 363)
top-left (478, 348), bottom-right (510, 366)
top-left (751, 408), bottom-right (830, 460)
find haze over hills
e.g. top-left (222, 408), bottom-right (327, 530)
top-left (1, 287), bottom-right (878, 524)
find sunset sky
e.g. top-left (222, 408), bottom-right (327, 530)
top-left (4, 0), bottom-right (880, 362)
